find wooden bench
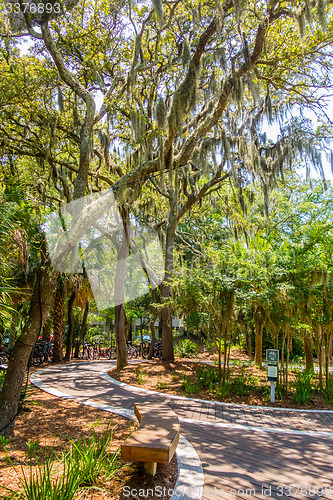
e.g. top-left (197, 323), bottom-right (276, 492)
top-left (120, 402), bottom-right (180, 476)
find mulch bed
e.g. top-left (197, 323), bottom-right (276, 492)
top-left (0, 383), bottom-right (177, 499)
top-left (109, 358), bottom-right (333, 410)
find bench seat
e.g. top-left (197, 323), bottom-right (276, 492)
top-left (121, 402), bottom-right (180, 475)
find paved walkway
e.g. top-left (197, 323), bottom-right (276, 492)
top-left (32, 361), bottom-right (333, 499)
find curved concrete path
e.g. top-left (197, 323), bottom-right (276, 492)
top-left (32, 361), bottom-right (333, 499)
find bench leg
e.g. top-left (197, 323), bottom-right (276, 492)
top-left (144, 462), bottom-right (157, 476)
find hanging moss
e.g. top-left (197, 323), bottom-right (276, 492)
top-left (265, 87), bottom-right (272, 123)
top-left (209, 71), bottom-right (217, 93)
top-left (217, 47), bottom-right (227, 71)
top-left (153, 0), bottom-right (164, 28)
top-left (242, 38), bottom-right (250, 65)
top-left (57, 86), bottom-right (64, 113)
top-left (73, 101), bottom-right (80, 130)
top-left (296, 11), bottom-right (305, 37)
top-left (155, 96), bottom-right (166, 130)
top-left (316, 0), bottom-right (327, 28)
top-left (234, 0), bottom-right (246, 18)
top-left (181, 37), bottom-right (191, 67)
top-left (168, 60), bottom-right (199, 134)
top-left (221, 127), bottom-right (230, 158)
top-left (117, 175), bottom-right (127, 204)
top-left (304, 0), bottom-right (312, 23)
top-left (132, 34), bottom-right (141, 68)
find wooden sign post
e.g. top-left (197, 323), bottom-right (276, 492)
top-left (266, 350), bottom-right (279, 403)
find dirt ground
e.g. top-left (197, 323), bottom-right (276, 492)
top-left (0, 383), bottom-right (177, 499)
top-left (109, 352), bottom-right (333, 410)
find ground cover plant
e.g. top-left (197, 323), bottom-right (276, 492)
top-left (175, 339), bottom-right (198, 358)
top-left (109, 353), bottom-right (333, 410)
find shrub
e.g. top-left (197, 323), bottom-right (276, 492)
top-left (203, 338), bottom-right (215, 351)
top-left (293, 370), bottom-right (314, 404)
top-left (175, 339), bottom-right (198, 358)
top-left (197, 365), bottom-right (219, 391)
top-left (231, 369), bottom-right (258, 396)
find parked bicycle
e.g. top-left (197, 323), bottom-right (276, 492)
top-left (135, 341), bottom-right (149, 358)
top-left (31, 339), bottom-right (53, 366)
top-left (78, 341), bottom-right (93, 360)
top-left (90, 339), bottom-right (116, 360)
top-left (0, 344), bottom-right (10, 366)
top-left (142, 341), bottom-right (162, 359)
top-left (127, 341), bottom-right (138, 359)
top-left (107, 345), bottom-right (117, 359)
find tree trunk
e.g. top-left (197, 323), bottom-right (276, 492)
top-left (158, 313), bottom-right (162, 341)
top-left (42, 318), bottom-right (52, 342)
top-left (254, 306), bottom-right (264, 368)
top-left (8, 294), bottom-right (19, 351)
top-left (222, 330), bottom-right (228, 385)
top-left (245, 322), bottom-right (252, 358)
top-left (115, 304), bottom-right (128, 369)
top-left (160, 225), bottom-right (176, 361)
top-left (73, 299), bottom-right (89, 358)
top-left (303, 330), bottom-right (313, 372)
top-left (114, 212), bottom-right (129, 369)
top-left (65, 291), bottom-right (76, 361)
top-left (280, 331), bottom-right (286, 391)
top-left (286, 326), bottom-right (291, 392)
top-left (52, 278), bottom-right (66, 362)
top-left (0, 262), bottom-right (57, 435)
top-left (128, 317), bottom-right (133, 343)
top-left (148, 312), bottom-right (158, 359)
top-left (325, 330), bottom-right (332, 389)
top-left (148, 288), bottom-right (158, 359)
top-left (317, 326), bottom-right (323, 390)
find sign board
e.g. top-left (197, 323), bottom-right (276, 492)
top-left (266, 349), bottom-right (279, 363)
top-left (267, 363), bottom-right (278, 381)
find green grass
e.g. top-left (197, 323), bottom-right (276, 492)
top-left (175, 339), bottom-right (198, 358)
